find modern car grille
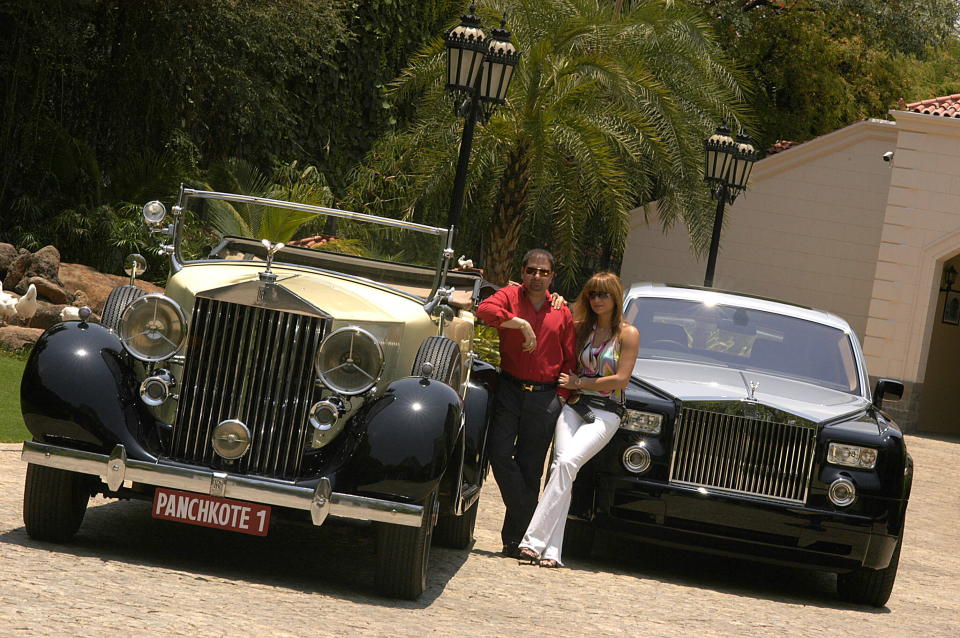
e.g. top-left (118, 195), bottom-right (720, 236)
top-left (669, 407), bottom-right (816, 504)
top-left (170, 297), bottom-right (325, 480)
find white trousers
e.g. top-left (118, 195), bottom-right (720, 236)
top-left (519, 403), bottom-right (620, 564)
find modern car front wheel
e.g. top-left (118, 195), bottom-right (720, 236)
top-left (836, 536), bottom-right (902, 607)
top-left (23, 463), bottom-right (90, 542)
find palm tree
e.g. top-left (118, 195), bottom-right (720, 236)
top-left (347, 0), bottom-right (749, 287)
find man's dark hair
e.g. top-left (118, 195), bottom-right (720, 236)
top-left (521, 248), bottom-right (555, 271)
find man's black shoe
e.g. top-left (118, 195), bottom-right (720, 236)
top-left (501, 543), bottom-right (521, 558)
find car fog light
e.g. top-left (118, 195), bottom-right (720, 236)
top-left (211, 419), bottom-right (251, 460)
top-left (140, 370), bottom-right (174, 406)
top-left (309, 399), bottom-right (345, 432)
top-left (622, 444), bottom-right (652, 473)
top-left (828, 477), bottom-right (857, 507)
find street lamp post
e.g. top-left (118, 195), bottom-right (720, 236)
top-left (444, 4), bottom-right (520, 237)
top-left (702, 124), bottom-right (759, 288)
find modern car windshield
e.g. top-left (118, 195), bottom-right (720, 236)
top-left (624, 296), bottom-right (861, 394)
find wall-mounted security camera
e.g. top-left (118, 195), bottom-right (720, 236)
top-left (882, 151), bottom-right (894, 162)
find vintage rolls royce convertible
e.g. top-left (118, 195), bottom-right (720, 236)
top-left (565, 284), bottom-right (911, 607)
top-left (19, 188), bottom-right (495, 599)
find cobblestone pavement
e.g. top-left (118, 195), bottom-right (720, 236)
top-left (1, 434), bottom-right (958, 637)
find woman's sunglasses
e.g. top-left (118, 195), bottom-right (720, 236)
top-left (587, 291), bottom-right (611, 300)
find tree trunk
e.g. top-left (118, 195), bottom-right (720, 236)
top-left (482, 139), bottom-right (532, 286)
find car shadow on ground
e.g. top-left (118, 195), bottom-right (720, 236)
top-left (0, 497), bottom-right (468, 608)
top-left (558, 531), bottom-right (893, 613)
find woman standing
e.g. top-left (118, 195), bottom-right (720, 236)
top-left (517, 272), bottom-right (639, 567)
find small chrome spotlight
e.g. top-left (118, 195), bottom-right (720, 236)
top-left (211, 419), bottom-right (251, 460)
top-left (309, 398), bottom-right (346, 432)
top-left (622, 444), bottom-right (652, 474)
top-left (828, 477), bottom-right (857, 507)
top-left (140, 370), bottom-right (175, 406)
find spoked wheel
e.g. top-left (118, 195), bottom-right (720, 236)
top-left (23, 463), bottom-right (91, 542)
top-left (375, 489), bottom-right (437, 600)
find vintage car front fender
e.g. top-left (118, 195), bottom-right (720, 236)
top-left (20, 321), bottom-right (160, 460)
top-left (341, 376), bottom-right (462, 503)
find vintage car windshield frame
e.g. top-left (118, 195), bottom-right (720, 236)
top-left (626, 295), bottom-right (867, 396)
top-left (167, 187), bottom-right (456, 303)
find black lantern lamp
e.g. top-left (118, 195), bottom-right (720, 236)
top-left (941, 265), bottom-right (957, 292)
top-left (702, 125), bottom-right (759, 287)
top-left (444, 5), bottom-right (521, 234)
top-left (445, 4), bottom-right (487, 96)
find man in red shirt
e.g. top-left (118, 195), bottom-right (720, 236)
top-left (477, 248), bottom-right (576, 558)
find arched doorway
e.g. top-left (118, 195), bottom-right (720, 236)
top-left (916, 254), bottom-right (960, 434)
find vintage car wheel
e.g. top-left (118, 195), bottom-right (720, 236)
top-left (432, 498), bottom-right (478, 549)
top-left (22, 463), bottom-right (90, 542)
top-left (100, 284), bottom-right (145, 331)
top-left (375, 489), bottom-right (437, 600)
top-left (836, 537), bottom-right (902, 607)
top-left (412, 336), bottom-right (462, 390)
top-left (562, 517), bottom-right (596, 559)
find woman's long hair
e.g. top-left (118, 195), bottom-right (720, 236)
top-left (573, 271), bottom-right (625, 352)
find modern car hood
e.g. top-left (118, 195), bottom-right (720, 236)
top-left (633, 358), bottom-right (870, 424)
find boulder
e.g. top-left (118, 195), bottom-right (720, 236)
top-left (22, 275), bottom-right (72, 305)
top-left (3, 252), bottom-right (28, 291)
top-left (4, 245), bottom-right (63, 292)
top-left (0, 325), bottom-right (44, 351)
top-left (0, 243), bottom-right (18, 278)
top-left (58, 262), bottom-right (164, 314)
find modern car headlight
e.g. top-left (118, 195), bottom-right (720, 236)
top-left (827, 443), bottom-right (878, 469)
top-left (621, 410), bottom-right (663, 435)
top-left (118, 294), bottom-right (187, 362)
top-left (315, 326), bottom-right (384, 395)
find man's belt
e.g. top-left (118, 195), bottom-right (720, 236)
top-left (501, 371), bottom-right (557, 392)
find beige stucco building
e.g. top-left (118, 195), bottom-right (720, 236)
top-left (622, 97), bottom-right (960, 435)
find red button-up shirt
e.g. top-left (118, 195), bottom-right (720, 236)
top-left (477, 285), bottom-right (577, 397)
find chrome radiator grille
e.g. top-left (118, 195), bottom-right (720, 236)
top-left (669, 407), bottom-right (816, 504)
top-left (170, 297), bottom-right (325, 480)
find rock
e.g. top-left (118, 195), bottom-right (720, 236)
top-left (29, 301), bottom-right (69, 331)
top-left (0, 243), bottom-right (17, 278)
top-left (21, 276), bottom-right (72, 305)
top-left (3, 253), bottom-right (28, 291)
top-left (0, 325), bottom-right (44, 351)
top-left (3, 245), bottom-right (63, 291)
top-left (58, 262), bottom-right (164, 315)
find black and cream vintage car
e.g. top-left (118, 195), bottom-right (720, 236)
top-left (19, 188), bottom-right (495, 599)
top-left (566, 284), bottom-right (912, 607)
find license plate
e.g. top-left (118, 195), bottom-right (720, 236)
top-left (151, 488), bottom-right (271, 536)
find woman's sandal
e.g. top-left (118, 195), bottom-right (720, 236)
top-left (538, 558), bottom-right (560, 568)
top-left (517, 547), bottom-right (540, 565)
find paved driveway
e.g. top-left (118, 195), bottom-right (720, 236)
top-left (1, 434), bottom-right (957, 637)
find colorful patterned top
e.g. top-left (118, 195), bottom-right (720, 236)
top-left (578, 326), bottom-right (624, 404)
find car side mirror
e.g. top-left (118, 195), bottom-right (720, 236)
top-left (873, 378), bottom-right (904, 409)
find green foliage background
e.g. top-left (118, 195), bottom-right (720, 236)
top-left (0, 0), bottom-right (458, 276)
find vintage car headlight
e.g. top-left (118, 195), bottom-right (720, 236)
top-left (621, 410), bottom-right (663, 435)
top-left (315, 326), bottom-right (384, 395)
top-left (142, 200), bottom-right (167, 225)
top-left (118, 294), bottom-right (187, 362)
top-left (827, 443), bottom-right (878, 469)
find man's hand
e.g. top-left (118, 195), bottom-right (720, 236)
top-left (520, 321), bottom-right (537, 352)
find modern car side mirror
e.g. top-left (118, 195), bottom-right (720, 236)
top-left (873, 378), bottom-right (904, 409)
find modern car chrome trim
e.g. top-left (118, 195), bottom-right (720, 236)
top-left (22, 441), bottom-right (423, 527)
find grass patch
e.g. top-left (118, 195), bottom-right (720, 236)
top-left (0, 352), bottom-right (28, 443)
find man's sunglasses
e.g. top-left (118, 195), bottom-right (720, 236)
top-left (524, 267), bottom-right (552, 277)
top-left (587, 291), bottom-right (611, 300)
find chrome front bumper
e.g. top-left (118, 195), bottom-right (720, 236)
top-left (21, 441), bottom-right (423, 527)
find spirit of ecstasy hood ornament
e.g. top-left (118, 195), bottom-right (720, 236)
top-left (747, 380), bottom-right (759, 401)
top-left (259, 239), bottom-right (285, 282)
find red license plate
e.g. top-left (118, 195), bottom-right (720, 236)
top-left (151, 488), bottom-right (271, 536)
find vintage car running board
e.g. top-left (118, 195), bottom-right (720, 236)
top-left (22, 441), bottom-right (423, 527)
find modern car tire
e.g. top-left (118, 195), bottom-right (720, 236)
top-left (562, 517), bottom-right (596, 559)
top-left (837, 537), bottom-right (902, 607)
top-left (433, 498), bottom-right (478, 549)
top-left (412, 336), bottom-right (462, 390)
top-left (375, 489), bottom-right (437, 600)
top-left (100, 284), bottom-right (145, 331)
top-left (22, 463), bottom-right (90, 542)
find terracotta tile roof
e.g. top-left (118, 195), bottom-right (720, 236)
top-left (904, 94), bottom-right (960, 118)
top-left (765, 140), bottom-right (802, 155)
top-left (288, 234), bottom-right (337, 249)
